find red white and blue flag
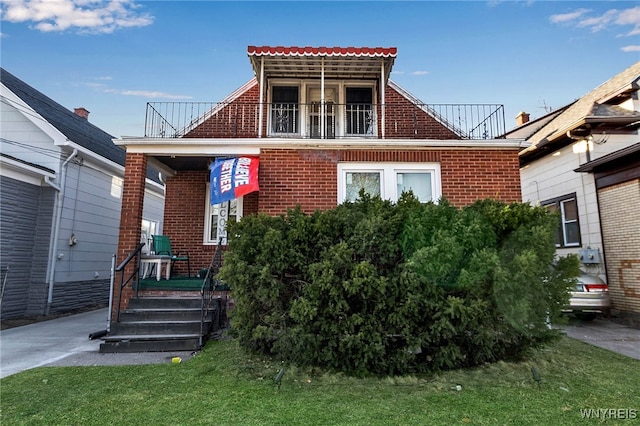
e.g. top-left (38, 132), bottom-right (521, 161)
top-left (209, 156), bottom-right (260, 204)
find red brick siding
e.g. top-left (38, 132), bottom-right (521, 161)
top-left (184, 84), bottom-right (461, 140)
top-left (162, 172), bottom-right (261, 274)
top-left (162, 147), bottom-right (521, 272)
top-left (162, 170), bottom-right (210, 274)
top-left (382, 87), bottom-right (460, 139)
top-left (440, 149), bottom-right (522, 206)
top-left (115, 153), bottom-right (147, 315)
top-left (184, 84), bottom-right (262, 138)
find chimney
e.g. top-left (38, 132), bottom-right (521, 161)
top-left (515, 111), bottom-right (530, 126)
top-left (74, 107), bottom-right (90, 120)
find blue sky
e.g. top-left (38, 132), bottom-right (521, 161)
top-left (1, 1), bottom-right (639, 138)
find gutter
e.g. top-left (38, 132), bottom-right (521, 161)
top-left (43, 148), bottom-right (78, 315)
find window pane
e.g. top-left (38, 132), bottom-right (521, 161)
top-left (345, 172), bottom-right (380, 201)
top-left (272, 86), bottom-right (299, 133)
top-left (273, 87), bottom-right (298, 103)
top-left (562, 199), bottom-right (578, 221)
top-left (346, 88), bottom-right (373, 135)
top-left (397, 172), bottom-right (431, 202)
top-left (346, 88), bottom-right (372, 103)
top-left (564, 222), bottom-right (580, 245)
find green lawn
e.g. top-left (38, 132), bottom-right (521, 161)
top-left (1, 337), bottom-right (638, 425)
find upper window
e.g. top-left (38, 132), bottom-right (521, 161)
top-left (542, 194), bottom-right (581, 248)
top-left (337, 163), bottom-right (441, 204)
top-left (204, 184), bottom-right (243, 245)
top-left (271, 86), bottom-right (299, 134)
top-left (345, 87), bottom-right (374, 135)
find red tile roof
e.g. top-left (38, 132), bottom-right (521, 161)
top-left (247, 46), bottom-right (397, 57)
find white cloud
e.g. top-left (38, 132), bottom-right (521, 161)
top-left (411, 71), bottom-right (429, 76)
top-left (621, 45), bottom-right (640, 52)
top-left (550, 6), bottom-right (640, 37)
top-left (104, 88), bottom-right (193, 99)
top-left (550, 8), bottom-right (590, 24)
top-left (0, 0), bottom-right (153, 34)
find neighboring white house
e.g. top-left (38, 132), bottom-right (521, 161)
top-left (509, 61), bottom-right (640, 315)
top-left (0, 68), bottom-right (165, 319)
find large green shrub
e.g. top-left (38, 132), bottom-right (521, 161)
top-left (218, 195), bottom-right (579, 376)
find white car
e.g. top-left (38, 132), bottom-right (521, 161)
top-left (564, 273), bottom-right (611, 321)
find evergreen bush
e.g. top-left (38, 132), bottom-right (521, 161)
top-left (218, 195), bottom-right (579, 376)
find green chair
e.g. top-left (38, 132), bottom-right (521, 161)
top-left (152, 235), bottom-right (192, 278)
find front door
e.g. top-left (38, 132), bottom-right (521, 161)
top-left (308, 88), bottom-right (336, 138)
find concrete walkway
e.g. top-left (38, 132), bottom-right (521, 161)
top-left (1, 309), bottom-right (638, 380)
top-left (0, 308), bottom-right (193, 379)
top-left (563, 318), bottom-right (640, 360)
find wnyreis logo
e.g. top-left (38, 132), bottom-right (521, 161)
top-left (580, 408), bottom-right (637, 420)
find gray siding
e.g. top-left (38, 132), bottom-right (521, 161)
top-left (0, 176), bottom-right (54, 319)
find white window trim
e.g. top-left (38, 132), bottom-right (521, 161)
top-left (559, 198), bottom-right (580, 247)
top-left (267, 80), bottom-right (378, 138)
top-left (203, 183), bottom-right (243, 245)
top-left (337, 162), bottom-right (441, 204)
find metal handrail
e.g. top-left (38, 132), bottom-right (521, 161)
top-left (144, 102), bottom-right (506, 140)
top-left (114, 242), bottom-right (145, 322)
top-left (199, 239), bottom-right (225, 345)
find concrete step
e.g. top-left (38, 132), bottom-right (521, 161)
top-left (119, 307), bottom-right (203, 322)
top-left (100, 334), bottom-right (202, 353)
top-left (110, 320), bottom-right (211, 335)
top-left (127, 297), bottom-right (202, 310)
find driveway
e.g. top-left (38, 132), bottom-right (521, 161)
top-left (563, 318), bottom-right (640, 360)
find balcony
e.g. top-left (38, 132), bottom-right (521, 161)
top-left (144, 102), bottom-right (506, 140)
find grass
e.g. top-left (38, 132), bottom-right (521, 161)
top-left (1, 336), bottom-right (638, 425)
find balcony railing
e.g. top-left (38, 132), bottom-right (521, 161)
top-left (144, 102), bottom-right (505, 140)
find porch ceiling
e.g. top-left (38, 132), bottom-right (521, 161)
top-left (151, 155), bottom-right (210, 172)
top-left (247, 46), bottom-right (397, 81)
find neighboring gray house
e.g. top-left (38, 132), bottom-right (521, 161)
top-left (510, 61), bottom-right (640, 315)
top-left (0, 68), bottom-right (165, 319)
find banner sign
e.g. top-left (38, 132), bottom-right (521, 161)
top-left (209, 156), bottom-right (260, 204)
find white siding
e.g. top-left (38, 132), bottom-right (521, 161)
top-left (520, 142), bottom-right (604, 271)
top-left (0, 90), bottom-right (64, 174)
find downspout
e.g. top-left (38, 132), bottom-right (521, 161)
top-left (44, 148), bottom-right (78, 315)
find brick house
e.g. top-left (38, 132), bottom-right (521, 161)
top-left (112, 45), bottom-right (524, 313)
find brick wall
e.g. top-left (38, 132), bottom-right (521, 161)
top-left (183, 84), bottom-right (461, 140)
top-left (598, 179), bottom-right (640, 314)
top-left (163, 148), bottom-right (522, 253)
top-left (184, 84), bottom-right (262, 138)
top-left (115, 153), bottom-right (147, 315)
top-left (440, 149), bottom-right (522, 206)
top-left (382, 86), bottom-right (460, 139)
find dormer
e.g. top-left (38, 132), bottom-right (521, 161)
top-left (247, 46), bottom-right (397, 139)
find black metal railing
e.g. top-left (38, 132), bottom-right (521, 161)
top-left (114, 242), bottom-right (145, 322)
top-left (199, 240), bottom-right (225, 345)
top-left (144, 102), bottom-right (506, 140)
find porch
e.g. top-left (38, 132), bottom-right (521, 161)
top-left (100, 243), bottom-right (231, 353)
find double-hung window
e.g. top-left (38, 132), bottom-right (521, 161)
top-left (542, 194), bottom-right (581, 247)
top-left (271, 86), bottom-right (299, 135)
top-left (204, 184), bottom-right (243, 245)
top-left (337, 163), bottom-right (441, 203)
